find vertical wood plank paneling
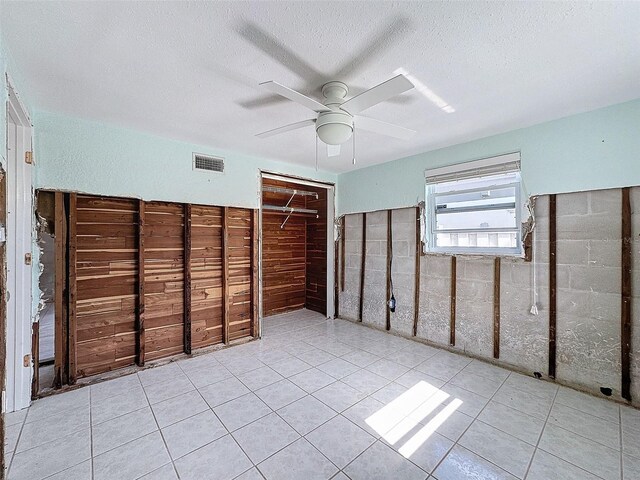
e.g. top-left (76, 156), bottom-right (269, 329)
top-left (493, 257), bottom-right (501, 359)
top-left (305, 187), bottom-right (328, 315)
top-left (54, 191), bottom-right (68, 387)
top-left (386, 209), bottom-right (392, 331)
top-left (450, 256), bottom-right (457, 346)
top-left (143, 202), bottom-right (184, 361)
top-left (184, 204), bottom-right (192, 354)
top-left (251, 209), bottom-right (259, 337)
top-left (68, 193), bottom-right (78, 383)
top-left (75, 196), bottom-right (138, 377)
top-left (413, 206), bottom-right (421, 337)
top-left (190, 205), bottom-right (223, 348)
top-left (358, 213), bottom-right (367, 322)
top-left (31, 322), bottom-right (39, 398)
top-left (340, 216), bottom-right (346, 292)
top-left (222, 207), bottom-right (230, 344)
top-left (621, 187), bottom-right (632, 401)
top-left (549, 194), bottom-right (557, 379)
top-left (226, 208), bottom-right (253, 340)
top-left (137, 200), bottom-right (145, 366)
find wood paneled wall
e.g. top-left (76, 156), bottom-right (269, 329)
top-left (261, 178), bottom-right (328, 317)
top-left (50, 192), bottom-right (258, 381)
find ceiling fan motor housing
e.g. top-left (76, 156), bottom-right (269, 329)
top-left (316, 111), bottom-right (353, 145)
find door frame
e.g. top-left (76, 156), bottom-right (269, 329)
top-left (259, 171), bottom-right (336, 336)
top-left (5, 76), bottom-right (33, 413)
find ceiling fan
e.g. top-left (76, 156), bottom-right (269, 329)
top-left (255, 75), bottom-right (416, 159)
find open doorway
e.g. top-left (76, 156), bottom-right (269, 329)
top-left (260, 173), bottom-right (335, 326)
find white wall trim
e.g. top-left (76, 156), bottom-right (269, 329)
top-left (5, 77), bottom-right (33, 412)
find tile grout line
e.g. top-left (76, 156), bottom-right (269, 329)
top-left (522, 378), bottom-right (560, 479)
top-left (5, 410), bottom-right (28, 478)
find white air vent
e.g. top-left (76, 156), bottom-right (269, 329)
top-left (193, 153), bottom-right (224, 173)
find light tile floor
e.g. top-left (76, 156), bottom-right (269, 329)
top-left (5, 308), bottom-right (640, 480)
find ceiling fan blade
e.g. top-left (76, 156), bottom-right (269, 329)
top-left (340, 75), bottom-right (414, 114)
top-left (256, 119), bottom-right (316, 138)
top-left (237, 21), bottom-right (323, 84)
top-left (355, 116), bottom-right (416, 140)
top-left (333, 17), bottom-right (411, 81)
top-left (260, 81), bottom-right (330, 113)
top-left (327, 144), bottom-right (341, 157)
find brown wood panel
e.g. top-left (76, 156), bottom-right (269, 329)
top-left (227, 207), bottom-right (253, 340)
top-left (621, 187), bottom-right (632, 401)
top-left (262, 178), bottom-right (308, 316)
top-left (68, 193), bottom-right (78, 383)
top-left (144, 202), bottom-right (184, 361)
top-left (54, 192), bottom-right (69, 386)
top-left (251, 210), bottom-right (259, 337)
top-left (75, 195), bottom-right (138, 377)
top-left (549, 194), bottom-right (557, 379)
top-left (305, 186), bottom-right (327, 315)
top-left (190, 205), bottom-right (224, 348)
top-left (137, 200), bottom-right (145, 366)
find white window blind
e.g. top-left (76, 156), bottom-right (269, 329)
top-left (425, 152), bottom-right (521, 185)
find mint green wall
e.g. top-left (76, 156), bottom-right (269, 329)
top-left (337, 99), bottom-right (640, 215)
top-left (34, 110), bottom-right (337, 209)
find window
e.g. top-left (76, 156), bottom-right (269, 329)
top-left (425, 153), bottom-right (523, 255)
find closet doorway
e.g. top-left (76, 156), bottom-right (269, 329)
top-left (260, 173), bottom-right (335, 325)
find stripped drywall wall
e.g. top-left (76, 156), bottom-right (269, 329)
top-left (339, 187), bottom-right (638, 407)
top-left (337, 98), bottom-right (640, 215)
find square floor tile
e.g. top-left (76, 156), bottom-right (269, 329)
top-left (387, 429), bottom-right (453, 474)
top-left (277, 395), bottom-right (336, 435)
top-left (93, 431), bottom-right (170, 480)
top-left (255, 379), bottom-right (307, 410)
top-left (341, 349), bottom-right (380, 368)
top-left (151, 390), bottom-right (209, 428)
top-left (9, 428), bottom-right (91, 480)
top-left (527, 449), bottom-right (601, 480)
top-left (317, 358), bottom-right (361, 379)
top-left (269, 357), bottom-right (312, 378)
top-left (257, 438), bottom-right (338, 480)
top-left (395, 370), bottom-right (446, 389)
top-left (539, 424), bottom-right (620, 480)
top-left (289, 368), bottom-right (336, 393)
top-left (459, 420), bottom-right (535, 478)
top-left (548, 402), bottom-right (620, 449)
top-left (503, 372), bottom-right (558, 401)
top-left (461, 360), bottom-right (510, 382)
top-left (342, 369), bottom-right (389, 395)
top-left (143, 374), bottom-right (195, 405)
top-left (343, 440), bottom-right (426, 480)
top-left (477, 400), bottom-right (545, 445)
top-left (365, 359), bottom-right (410, 381)
top-left (492, 383), bottom-right (553, 420)
top-left (306, 415), bottom-right (376, 468)
top-left (342, 396), bottom-right (386, 438)
top-left (16, 406), bottom-right (90, 452)
top-left (233, 412), bottom-right (300, 464)
top-left (91, 387), bottom-right (148, 425)
top-left (183, 363), bottom-right (233, 389)
top-left (294, 347), bottom-right (336, 367)
top-left (162, 409), bottom-right (227, 460)
top-left (313, 381), bottom-right (367, 413)
top-left (433, 445), bottom-right (517, 480)
top-left (623, 423), bottom-right (640, 458)
top-left (92, 406), bottom-right (158, 455)
top-left (91, 374), bottom-right (142, 403)
top-left (439, 383), bottom-right (489, 417)
top-left (26, 388), bottom-right (89, 424)
top-left (138, 363), bottom-right (185, 387)
top-left (415, 353), bottom-right (471, 382)
top-left (237, 365), bottom-right (283, 391)
top-left (214, 393), bottom-right (272, 432)
top-left (174, 434), bottom-right (252, 480)
top-left (224, 356), bottom-right (265, 376)
top-left (449, 370), bottom-right (503, 398)
top-left (624, 453), bottom-right (640, 480)
top-left (198, 376), bottom-right (250, 408)
top-left (385, 349), bottom-right (431, 368)
top-left (554, 386), bottom-right (619, 423)
top-left (236, 467), bottom-right (266, 480)
top-left (44, 460), bottom-right (92, 480)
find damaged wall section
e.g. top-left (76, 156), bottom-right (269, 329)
top-left (338, 187), bottom-right (639, 407)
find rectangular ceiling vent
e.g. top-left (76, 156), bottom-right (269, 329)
top-left (193, 153), bottom-right (224, 173)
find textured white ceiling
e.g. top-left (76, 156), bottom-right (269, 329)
top-left (2, 1), bottom-right (640, 173)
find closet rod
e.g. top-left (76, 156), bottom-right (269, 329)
top-left (262, 204), bottom-right (318, 215)
top-left (263, 185), bottom-right (319, 198)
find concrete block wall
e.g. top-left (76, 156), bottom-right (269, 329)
top-left (556, 190), bottom-right (622, 397)
top-left (339, 213), bottom-right (363, 320)
top-left (362, 210), bottom-right (387, 329)
top-left (338, 187), bottom-right (639, 407)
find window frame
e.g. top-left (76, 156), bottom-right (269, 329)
top-left (425, 169), bottom-right (523, 256)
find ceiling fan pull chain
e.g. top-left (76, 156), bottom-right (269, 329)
top-left (352, 122), bottom-right (356, 165)
top-left (315, 132), bottom-right (319, 172)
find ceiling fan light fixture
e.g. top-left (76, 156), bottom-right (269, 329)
top-left (315, 111), bottom-right (353, 145)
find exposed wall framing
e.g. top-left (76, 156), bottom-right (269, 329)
top-left (549, 194), bottom-right (557, 379)
top-left (493, 257), bottom-right (501, 359)
top-left (41, 191), bottom-right (258, 383)
top-left (622, 187), bottom-right (632, 401)
top-left (449, 256), bottom-right (457, 346)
